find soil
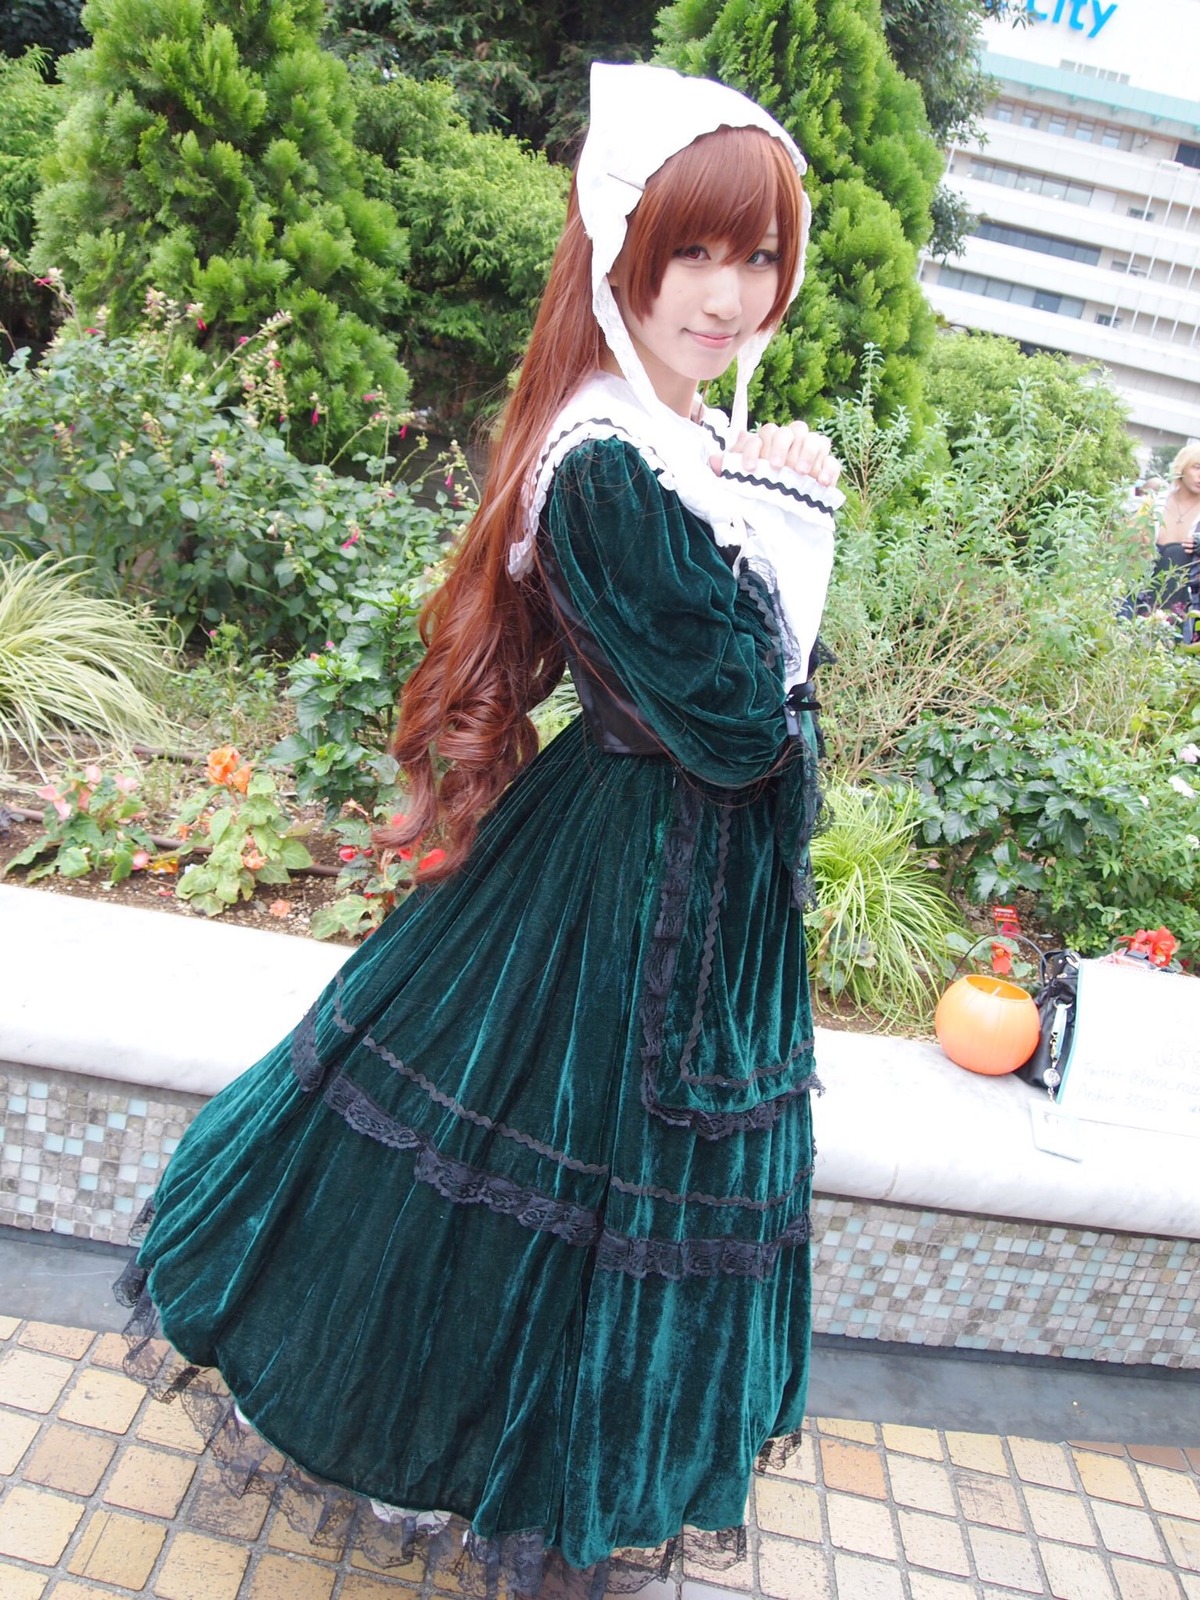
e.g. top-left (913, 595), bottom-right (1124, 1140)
top-left (0, 761), bottom-right (357, 945)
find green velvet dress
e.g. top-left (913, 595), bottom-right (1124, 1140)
top-left (131, 438), bottom-right (822, 1583)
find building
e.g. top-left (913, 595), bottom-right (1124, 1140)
top-left (919, 0), bottom-right (1200, 453)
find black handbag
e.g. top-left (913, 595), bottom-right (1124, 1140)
top-left (1014, 948), bottom-right (1080, 1098)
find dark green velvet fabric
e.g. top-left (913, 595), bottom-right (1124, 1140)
top-left (138, 438), bottom-right (819, 1571)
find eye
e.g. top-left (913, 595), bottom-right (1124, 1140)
top-left (673, 244), bottom-right (710, 261)
top-left (747, 247), bottom-right (782, 268)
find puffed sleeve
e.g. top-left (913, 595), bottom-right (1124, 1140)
top-left (542, 438), bottom-right (791, 788)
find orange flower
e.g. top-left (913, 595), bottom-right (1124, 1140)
top-left (243, 841), bottom-right (267, 872)
top-left (229, 763), bottom-right (253, 794)
top-left (268, 899), bottom-right (291, 917)
top-left (175, 821), bottom-right (194, 840)
top-left (206, 745), bottom-right (241, 786)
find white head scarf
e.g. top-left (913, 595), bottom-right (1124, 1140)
top-left (513, 63), bottom-right (841, 689)
top-left (576, 62), bottom-right (811, 441)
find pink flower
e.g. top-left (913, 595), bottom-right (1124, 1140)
top-left (398, 425), bottom-right (407, 439)
top-left (36, 785), bottom-right (71, 821)
top-left (114, 775), bottom-right (138, 795)
top-left (84, 327), bottom-right (100, 336)
top-left (445, 472), bottom-right (454, 487)
top-left (341, 529), bottom-right (360, 550)
top-left (325, 641), bottom-right (335, 651)
top-left (84, 763), bottom-right (103, 784)
top-left (311, 408), bottom-right (320, 426)
top-left (131, 850), bottom-right (151, 871)
top-left (238, 335), bottom-right (250, 345)
top-left (363, 392), bottom-right (379, 403)
top-left (196, 317), bottom-right (207, 331)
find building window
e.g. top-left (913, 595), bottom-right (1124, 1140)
top-left (1021, 108), bottom-right (1040, 129)
top-left (968, 158), bottom-right (1093, 207)
top-left (1048, 114), bottom-right (1068, 136)
top-left (1060, 59), bottom-right (1130, 84)
top-left (1110, 257), bottom-right (1147, 276)
top-left (1095, 313), bottom-right (1123, 327)
top-left (1127, 207), bottom-right (1156, 221)
top-left (974, 220), bottom-right (1101, 266)
top-left (937, 267), bottom-right (1085, 319)
top-left (1178, 141), bottom-right (1200, 170)
top-left (1100, 127), bottom-right (1122, 149)
top-left (1074, 121), bottom-right (1095, 142)
top-left (993, 102), bottom-right (1014, 123)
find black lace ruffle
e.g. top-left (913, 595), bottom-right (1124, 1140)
top-left (595, 1209), bottom-right (813, 1281)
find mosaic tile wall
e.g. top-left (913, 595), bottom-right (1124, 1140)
top-left (2, 1063), bottom-right (1196, 1367)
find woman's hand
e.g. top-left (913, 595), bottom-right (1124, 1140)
top-left (723, 422), bottom-right (842, 488)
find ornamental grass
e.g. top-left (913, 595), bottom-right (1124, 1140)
top-left (0, 553), bottom-right (179, 770)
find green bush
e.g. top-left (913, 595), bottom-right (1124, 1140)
top-left (352, 74), bottom-right (569, 424)
top-left (807, 780), bottom-right (966, 1025)
top-left (33, 0), bottom-right (408, 454)
top-left (0, 552), bottom-right (177, 766)
top-left (0, 54), bottom-right (63, 349)
top-left (0, 304), bottom-right (462, 653)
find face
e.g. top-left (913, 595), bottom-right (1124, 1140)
top-left (610, 225), bottom-right (781, 417)
top-left (1181, 459), bottom-right (1200, 494)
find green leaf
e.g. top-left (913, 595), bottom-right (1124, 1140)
top-left (226, 548), bottom-right (249, 584)
top-left (208, 807), bottom-right (234, 845)
top-left (83, 469), bottom-right (115, 492)
top-left (26, 502), bottom-right (48, 526)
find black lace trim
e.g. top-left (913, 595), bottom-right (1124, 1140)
top-left (595, 1208), bottom-right (812, 1281)
top-left (718, 466), bottom-right (839, 519)
top-left (326, 976), bottom-right (610, 1179)
top-left (291, 999), bottom-right (326, 1090)
top-left (324, 1072), bottom-right (603, 1248)
top-left (608, 1162), bottom-right (813, 1211)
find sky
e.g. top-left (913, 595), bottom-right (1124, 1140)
top-left (982, 0), bottom-right (1200, 102)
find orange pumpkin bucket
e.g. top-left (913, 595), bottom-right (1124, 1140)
top-left (935, 973), bottom-right (1040, 1076)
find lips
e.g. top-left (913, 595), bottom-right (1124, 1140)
top-left (688, 331), bottom-right (737, 349)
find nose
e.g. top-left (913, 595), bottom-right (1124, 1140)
top-left (703, 263), bottom-right (742, 321)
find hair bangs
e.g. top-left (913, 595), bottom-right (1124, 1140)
top-left (622, 127), bottom-right (803, 328)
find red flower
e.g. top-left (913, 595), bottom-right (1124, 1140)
top-left (419, 847), bottom-right (447, 872)
top-left (338, 846), bottom-right (359, 862)
top-left (990, 941), bottom-right (1013, 977)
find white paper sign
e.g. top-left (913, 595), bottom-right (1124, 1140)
top-left (1057, 960), bottom-right (1200, 1138)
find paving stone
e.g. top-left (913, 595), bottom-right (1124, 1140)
top-left (67, 1509), bottom-right (166, 1589)
top-left (682, 1543), bottom-right (753, 1592)
top-left (832, 1552), bottom-right (905, 1599)
top-left (946, 1432), bottom-right (1008, 1477)
top-left (908, 1577), bottom-right (979, 1600)
top-left (1040, 1540), bottom-right (1117, 1599)
top-left (755, 1475), bottom-right (822, 1542)
top-left (1022, 1485), bottom-right (1096, 1548)
top-left (266, 1488), bottom-right (354, 1562)
top-left (154, 1531), bottom-right (249, 1600)
top-left (1071, 1441), bottom-right (1127, 1457)
top-left (1183, 1575), bottom-right (1200, 1599)
top-left (0, 1320), bottom-right (21, 1341)
top-left (343, 1582), bottom-right (425, 1600)
top-left (57, 1369), bottom-right (143, 1434)
top-left (757, 1534), bottom-right (833, 1600)
top-left (968, 1527), bottom-right (1045, 1593)
top-left (0, 1350), bottom-right (74, 1415)
top-left (103, 1443), bottom-right (196, 1517)
top-left (762, 1430), bottom-right (817, 1484)
top-left (1187, 1454), bottom-right (1200, 1477)
top-left (243, 1553), bottom-right (338, 1600)
top-left (49, 1585), bottom-right (134, 1600)
top-left (0, 1485), bottom-right (85, 1566)
top-left (0, 1560), bottom-right (48, 1598)
top-left (187, 1462), bottom-right (271, 1541)
top-left (1128, 1448), bottom-right (1190, 1473)
top-left (17, 1325), bottom-right (93, 1361)
top-left (815, 1417), bottom-right (877, 1445)
top-left (1136, 1464), bottom-right (1200, 1520)
top-left (880, 1425), bottom-right (943, 1461)
top-left (1093, 1502), bottom-right (1168, 1563)
top-left (825, 1492), bottom-right (897, 1560)
top-left (897, 1509), bottom-right (972, 1577)
top-left (1008, 1438), bottom-right (1075, 1491)
top-left (680, 1583), bottom-right (754, 1600)
top-left (24, 1424), bottom-right (117, 1496)
top-left (1161, 1518), bottom-right (1200, 1572)
top-left (1111, 1561), bottom-right (1184, 1599)
top-left (956, 1470), bottom-right (1026, 1531)
top-left (0, 1409), bottom-right (40, 1475)
top-left (136, 1399), bottom-right (211, 1454)
top-left (88, 1334), bottom-right (131, 1372)
top-left (886, 1455), bottom-right (956, 1516)
top-left (819, 1439), bottom-right (887, 1500)
top-left (347, 1543), bottom-right (428, 1584)
top-left (1074, 1451), bottom-right (1145, 1506)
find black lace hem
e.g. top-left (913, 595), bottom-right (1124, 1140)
top-left (595, 1209), bottom-right (812, 1281)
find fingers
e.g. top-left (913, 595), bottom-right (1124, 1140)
top-left (731, 424), bottom-right (842, 488)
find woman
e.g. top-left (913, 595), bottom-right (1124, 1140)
top-left (1151, 446), bottom-right (1200, 614)
top-left (124, 63), bottom-right (843, 1595)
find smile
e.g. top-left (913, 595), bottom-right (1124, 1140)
top-left (688, 331), bottom-right (737, 349)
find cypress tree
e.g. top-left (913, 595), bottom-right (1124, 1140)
top-left (656, 0), bottom-right (942, 421)
top-left (35, 0), bottom-right (409, 449)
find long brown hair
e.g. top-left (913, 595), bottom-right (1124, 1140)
top-left (384, 126), bottom-right (805, 879)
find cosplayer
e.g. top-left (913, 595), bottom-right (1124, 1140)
top-left (122, 62), bottom-right (844, 1598)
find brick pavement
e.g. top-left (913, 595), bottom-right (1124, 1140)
top-left (0, 1313), bottom-right (1198, 1600)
